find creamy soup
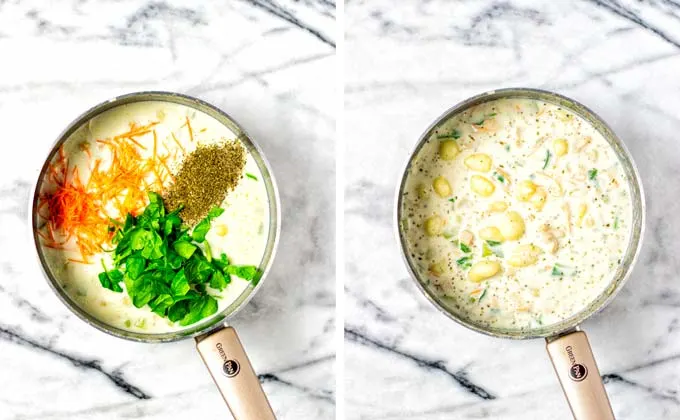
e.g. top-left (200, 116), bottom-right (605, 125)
top-left (39, 101), bottom-right (269, 333)
top-left (401, 98), bottom-right (633, 331)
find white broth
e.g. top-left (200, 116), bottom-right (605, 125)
top-left (39, 101), bottom-right (269, 333)
top-left (402, 98), bottom-right (633, 331)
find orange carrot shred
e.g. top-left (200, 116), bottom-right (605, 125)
top-left (123, 136), bottom-right (146, 150)
top-left (37, 229), bottom-right (51, 242)
top-left (153, 130), bottom-right (158, 160)
top-left (185, 117), bottom-right (194, 142)
top-left (38, 120), bottom-right (172, 261)
top-left (170, 132), bottom-right (186, 154)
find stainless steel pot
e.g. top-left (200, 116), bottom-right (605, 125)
top-left (395, 88), bottom-right (645, 419)
top-left (31, 91), bottom-right (281, 420)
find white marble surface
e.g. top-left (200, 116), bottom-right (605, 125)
top-left (0, 1), bottom-right (335, 419)
top-left (345, 1), bottom-right (680, 419)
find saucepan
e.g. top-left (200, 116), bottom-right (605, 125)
top-left (395, 88), bottom-right (645, 419)
top-left (30, 92), bottom-right (281, 420)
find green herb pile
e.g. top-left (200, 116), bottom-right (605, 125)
top-left (98, 192), bottom-right (260, 326)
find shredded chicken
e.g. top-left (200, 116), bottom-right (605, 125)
top-left (536, 171), bottom-right (564, 196)
top-left (540, 223), bottom-right (561, 254)
top-left (530, 135), bottom-right (549, 155)
top-left (460, 230), bottom-right (474, 246)
top-left (516, 127), bottom-right (524, 147)
top-left (562, 203), bottom-right (573, 233)
top-left (575, 136), bottom-right (592, 152)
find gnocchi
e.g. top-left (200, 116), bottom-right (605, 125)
top-left (464, 153), bottom-right (492, 172)
top-left (468, 260), bottom-right (502, 282)
top-left (432, 176), bottom-right (452, 197)
top-left (470, 175), bottom-right (495, 197)
top-left (402, 98), bottom-right (633, 331)
top-left (439, 141), bottom-right (460, 160)
top-left (499, 211), bottom-right (525, 241)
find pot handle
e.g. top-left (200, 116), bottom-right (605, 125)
top-left (196, 326), bottom-right (276, 420)
top-left (546, 329), bottom-right (614, 420)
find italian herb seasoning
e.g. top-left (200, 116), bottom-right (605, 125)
top-left (164, 142), bottom-right (245, 225)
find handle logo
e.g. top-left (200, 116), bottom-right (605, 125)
top-left (569, 363), bottom-right (588, 382)
top-left (565, 345), bottom-right (588, 382)
top-left (216, 342), bottom-right (240, 378)
top-left (222, 359), bottom-right (241, 378)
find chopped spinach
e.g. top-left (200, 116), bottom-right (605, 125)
top-left (472, 113), bottom-right (497, 126)
top-left (456, 256), bottom-right (473, 269)
top-left (482, 241), bottom-right (503, 258)
top-left (437, 128), bottom-right (461, 139)
top-left (551, 263), bottom-right (576, 277)
top-left (543, 150), bottom-right (552, 170)
top-left (97, 192), bottom-right (260, 326)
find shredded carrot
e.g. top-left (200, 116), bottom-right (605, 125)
top-left (116, 121), bottom-right (159, 139)
top-left (470, 288), bottom-right (483, 296)
top-left (153, 130), bottom-right (158, 159)
top-left (122, 136), bottom-right (147, 150)
top-left (36, 229), bottom-right (51, 242)
top-left (47, 221), bottom-right (56, 241)
top-left (185, 117), bottom-right (194, 142)
top-left (170, 132), bottom-right (186, 154)
top-left (38, 120), bottom-right (173, 261)
top-left (79, 143), bottom-right (92, 160)
top-left (158, 155), bottom-right (175, 183)
top-left (42, 242), bottom-right (72, 250)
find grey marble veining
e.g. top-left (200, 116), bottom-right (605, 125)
top-left (0, 1), bottom-right (335, 419)
top-left (345, 1), bottom-right (680, 419)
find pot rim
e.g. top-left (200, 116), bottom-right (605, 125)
top-left (30, 91), bottom-right (281, 343)
top-left (394, 87), bottom-right (646, 340)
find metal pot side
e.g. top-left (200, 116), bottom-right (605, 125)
top-left (31, 91), bottom-right (281, 343)
top-left (395, 88), bottom-right (645, 340)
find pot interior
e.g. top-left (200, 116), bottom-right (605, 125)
top-left (396, 88), bottom-right (644, 339)
top-left (31, 92), bottom-right (280, 342)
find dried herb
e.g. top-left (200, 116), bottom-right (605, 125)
top-left (164, 142), bottom-right (245, 225)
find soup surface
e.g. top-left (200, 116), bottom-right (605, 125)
top-left (401, 98), bottom-right (633, 331)
top-left (38, 101), bottom-right (269, 333)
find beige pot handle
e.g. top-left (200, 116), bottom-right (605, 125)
top-left (196, 326), bottom-right (276, 420)
top-left (546, 330), bottom-right (614, 420)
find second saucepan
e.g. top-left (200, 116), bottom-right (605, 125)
top-left (396, 88), bottom-right (644, 419)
